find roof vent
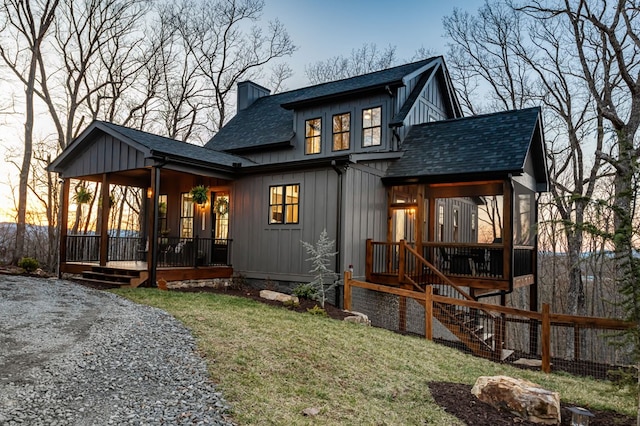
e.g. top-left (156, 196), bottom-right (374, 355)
top-left (237, 81), bottom-right (270, 112)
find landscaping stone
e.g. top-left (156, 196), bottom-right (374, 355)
top-left (343, 311), bottom-right (371, 326)
top-left (259, 290), bottom-right (299, 304)
top-left (471, 375), bottom-right (560, 425)
top-left (302, 407), bottom-right (320, 417)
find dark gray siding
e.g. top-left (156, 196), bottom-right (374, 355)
top-left (61, 134), bottom-right (146, 178)
top-left (230, 168), bottom-right (339, 282)
top-left (341, 161), bottom-right (389, 279)
top-left (396, 73), bottom-right (450, 142)
top-left (434, 197), bottom-right (479, 243)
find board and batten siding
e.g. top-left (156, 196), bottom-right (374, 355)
top-left (434, 197), bottom-right (479, 244)
top-left (230, 168), bottom-right (339, 282)
top-left (341, 161), bottom-right (390, 279)
top-left (395, 71), bottom-right (451, 142)
top-left (61, 134), bottom-right (147, 178)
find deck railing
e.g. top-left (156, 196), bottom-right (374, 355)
top-left (157, 236), bottom-right (232, 267)
top-left (65, 235), bottom-right (100, 262)
top-left (63, 235), bottom-right (232, 267)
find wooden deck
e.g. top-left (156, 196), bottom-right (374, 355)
top-left (62, 261), bottom-right (233, 282)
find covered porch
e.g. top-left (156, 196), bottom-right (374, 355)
top-left (49, 121), bottom-right (249, 286)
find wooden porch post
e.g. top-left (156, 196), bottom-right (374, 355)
top-left (58, 178), bottom-right (70, 278)
top-left (99, 173), bottom-right (110, 266)
top-left (148, 166), bottom-right (160, 287)
top-left (343, 270), bottom-right (352, 311)
top-left (426, 187), bottom-right (436, 264)
top-left (502, 180), bottom-right (513, 284)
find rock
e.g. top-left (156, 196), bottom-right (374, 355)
top-left (471, 376), bottom-right (560, 425)
top-left (302, 407), bottom-right (320, 417)
top-left (343, 311), bottom-right (371, 326)
top-left (259, 290), bottom-right (299, 304)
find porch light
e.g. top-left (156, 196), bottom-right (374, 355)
top-left (147, 187), bottom-right (153, 198)
top-left (567, 407), bottom-right (594, 426)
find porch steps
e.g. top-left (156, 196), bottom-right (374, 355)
top-left (81, 266), bottom-right (148, 288)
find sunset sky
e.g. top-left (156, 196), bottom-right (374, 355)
top-left (0, 0), bottom-right (483, 223)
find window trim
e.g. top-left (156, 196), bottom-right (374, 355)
top-left (305, 117), bottom-right (322, 155)
top-left (362, 106), bottom-right (382, 147)
top-left (268, 184), bottom-right (300, 225)
top-left (332, 112), bottom-right (350, 151)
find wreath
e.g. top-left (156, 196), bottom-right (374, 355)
top-left (214, 197), bottom-right (229, 215)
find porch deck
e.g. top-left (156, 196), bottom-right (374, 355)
top-left (365, 240), bottom-right (535, 294)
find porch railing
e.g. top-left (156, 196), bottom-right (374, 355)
top-left (366, 240), bottom-right (535, 284)
top-left (63, 235), bottom-right (232, 267)
top-left (65, 235), bottom-right (100, 262)
top-left (157, 236), bottom-right (232, 268)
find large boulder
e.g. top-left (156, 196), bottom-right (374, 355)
top-left (471, 376), bottom-right (560, 425)
top-left (259, 290), bottom-right (299, 304)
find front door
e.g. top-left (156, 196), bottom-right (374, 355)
top-left (211, 192), bottom-right (230, 265)
top-left (391, 207), bottom-right (416, 243)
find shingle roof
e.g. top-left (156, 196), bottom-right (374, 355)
top-left (98, 121), bottom-right (254, 167)
top-left (385, 107), bottom-right (542, 181)
top-left (205, 57), bottom-right (439, 152)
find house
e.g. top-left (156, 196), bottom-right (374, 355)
top-left (49, 57), bottom-right (547, 328)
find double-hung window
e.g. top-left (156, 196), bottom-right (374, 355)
top-left (362, 106), bottom-right (381, 147)
top-left (332, 112), bottom-right (350, 151)
top-left (305, 118), bottom-right (321, 154)
top-left (269, 184), bottom-right (299, 224)
top-left (179, 193), bottom-right (194, 238)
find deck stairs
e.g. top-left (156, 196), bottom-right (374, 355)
top-left (81, 266), bottom-right (149, 288)
top-left (402, 245), bottom-right (513, 361)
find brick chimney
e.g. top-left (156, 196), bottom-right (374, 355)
top-left (237, 81), bottom-right (271, 112)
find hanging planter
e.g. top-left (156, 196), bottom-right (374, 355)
top-left (214, 197), bottom-right (229, 216)
top-left (189, 185), bottom-right (209, 205)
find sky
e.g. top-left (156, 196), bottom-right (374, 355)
top-left (262, 0), bottom-right (483, 89)
top-left (0, 0), bottom-right (484, 223)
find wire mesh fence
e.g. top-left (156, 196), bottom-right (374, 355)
top-left (345, 274), bottom-right (634, 380)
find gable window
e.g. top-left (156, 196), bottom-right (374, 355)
top-left (180, 193), bottom-right (194, 238)
top-left (332, 112), bottom-right (350, 151)
top-left (269, 184), bottom-right (299, 224)
top-left (362, 106), bottom-right (381, 147)
top-left (305, 118), bottom-right (322, 154)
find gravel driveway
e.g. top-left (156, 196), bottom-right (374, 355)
top-left (0, 275), bottom-right (234, 425)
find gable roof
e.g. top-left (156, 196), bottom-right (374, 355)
top-left (205, 57), bottom-right (442, 153)
top-left (384, 107), bottom-right (548, 188)
top-left (49, 121), bottom-right (254, 178)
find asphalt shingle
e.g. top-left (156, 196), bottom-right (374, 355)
top-left (385, 107), bottom-right (541, 180)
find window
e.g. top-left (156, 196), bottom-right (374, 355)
top-left (213, 193), bottom-right (229, 240)
top-left (438, 205), bottom-right (444, 242)
top-left (362, 106), bottom-right (381, 147)
top-left (453, 207), bottom-right (459, 242)
top-left (471, 211), bottom-right (476, 232)
top-left (180, 193), bottom-right (194, 238)
top-left (158, 194), bottom-right (168, 235)
top-left (305, 118), bottom-right (321, 154)
top-left (269, 184), bottom-right (299, 224)
top-left (332, 112), bottom-right (350, 151)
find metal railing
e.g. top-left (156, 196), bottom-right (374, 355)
top-left (157, 236), bottom-right (232, 268)
top-left (108, 236), bottom-right (145, 261)
top-left (65, 235), bottom-right (100, 262)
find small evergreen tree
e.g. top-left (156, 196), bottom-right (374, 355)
top-left (301, 229), bottom-right (338, 308)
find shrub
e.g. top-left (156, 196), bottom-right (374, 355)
top-left (306, 305), bottom-right (327, 317)
top-left (282, 299), bottom-right (300, 309)
top-left (230, 272), bottom-right (247, 290)
top-left (292, 283), bottom-right (318, 300)
top-left (18, 257), bottom-right (39, 272)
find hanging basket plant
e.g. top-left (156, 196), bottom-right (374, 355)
top-left (214, 197), bottom-right (229, 216)
top-left (189, 185), bottom-right (209, 205)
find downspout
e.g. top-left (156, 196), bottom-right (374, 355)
top-left (331, 160), bottom-right (344, 308)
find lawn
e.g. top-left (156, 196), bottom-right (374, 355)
top-left (113, 288), bottom-right (635, 425)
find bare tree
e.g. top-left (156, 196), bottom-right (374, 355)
top-left (163, 0), bottom-right (296, 133)
top-left (305, 43), bottom-right (396, 85)
top-left (0, 0), bottom-right (60, 262)
top-left (444, 1), bottom-right (608, 319)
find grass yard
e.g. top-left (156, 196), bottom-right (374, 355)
top-left (113, 288), bottom-right (635, 425)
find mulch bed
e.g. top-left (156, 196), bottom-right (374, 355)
top-left (70, 278), bottom-right (635, 425)
top-left (429, 381), bottom-right (634, 426)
